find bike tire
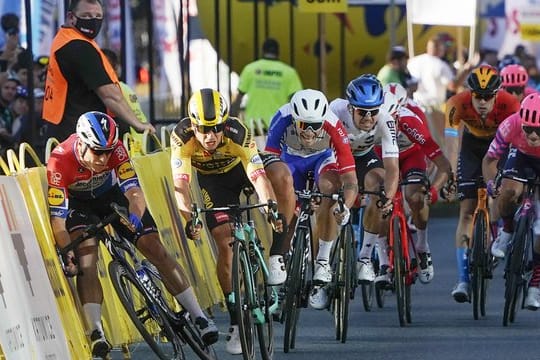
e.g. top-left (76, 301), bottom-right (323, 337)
top-left (283, 228), bottom-right (307, 353)
top-left (503, 217), bottom-right (529, 326)
top-left (392, 216), bottom-right (407, 327)
top-left (470, 211), bottom-right (487, 320)
top-left (232, 241), bottom-right (256, 359)
top-left (361, 282), bottom-right (374, 312)
top-left (108, 260), bottom-right (183, 360)
top-left (339, 223), bottom-right (354, 343)
top-left (252, 244), bottom-right (274, 360)
top-left (375, 282), bottom-right (387, 308)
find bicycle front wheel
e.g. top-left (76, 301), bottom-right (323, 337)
top-left (391, 216), bottom-right (407, 327)
top-left (232, 241), bottom-right (256, 359)
top-left (253, 245), bottom-right (274, 359)
top-left (503, 217), bottom-right (530, 326)
top-left (108, 261), bottom-right (183, 360)
top-left (333, 223), bottom-right (354, 343)
top-left (283, 228), bottom-right (307, 353)
top-left (470, 211), bottom-right (488, 320)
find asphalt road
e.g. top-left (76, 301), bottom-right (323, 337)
top-left (110, 216), bottom-right (540, 360)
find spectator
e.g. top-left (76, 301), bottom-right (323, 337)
top-left (42, 0), bottom-right (155, 142)
top-left (0, 76), bottom-right (18, 149)
top-left (479, 48), bottom-right (499, 68)
top-left (102, 48), bottom-right (148, 156)
top-left (0, 13), bottom-right (23, 72)
top-left (407, 36), bottom-right (470, 146)
top-left (11, 87), bottom-right (46, 156)
top-left (377, 45), bottom-right (410, 87)
top-left (34, 55), bottom-right (49, 89)
top-left (230, 38), bottom-right (302, 144)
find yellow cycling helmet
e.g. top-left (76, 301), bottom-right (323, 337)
top-left (466, 65), bottom-right (501, 96)
top-left (188, 88), bottom-right (229, 127)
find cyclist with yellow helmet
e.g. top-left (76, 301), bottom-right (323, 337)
top-left (171, 88), bottom-right (283, 355)
top-left (444, 65), bottom-right (520, 302)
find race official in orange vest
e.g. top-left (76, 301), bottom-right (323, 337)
top-left (43, 0), bottom-right (155, 141)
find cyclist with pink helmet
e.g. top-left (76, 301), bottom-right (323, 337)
top-left (500, 64), bottom-right (538, 102)
top-left (482, 93), bottom-right (540, 309)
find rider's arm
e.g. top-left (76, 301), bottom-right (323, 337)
top-left (383, 157), bottom-right (399, 200)
top-left (124, 187), bottom-right (147, 219)
top-left (340, 170), bottom-right (359, 209)
top-left (379, 112), bottom-right (399, 200)
top-left (444, 96), bottom-right (461, 173)
top-left (430, 154), bottom-right (452, 191)
top-left (50, 216), bottom-right (71, 249)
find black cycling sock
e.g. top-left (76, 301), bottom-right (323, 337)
top-left (270, 214), bottom-right (287, 256)
top-left (225, 293), bottom-right (238, 325)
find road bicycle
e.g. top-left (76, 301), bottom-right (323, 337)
top-left (465, 176), bottom-right (496, 320)
top-left (192, 196), bottom-right (278, 359)
top-left (328, 191), bottom-right (357, 343)
top-left (501, 174), bottom-right (538, 327)
top-left (59, 203), bottom-right (215, 360)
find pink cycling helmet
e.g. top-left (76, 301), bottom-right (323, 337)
top-left (520, 93), bottom-right (540, 127)
top-left (500, 64), bottom-right (529, 87)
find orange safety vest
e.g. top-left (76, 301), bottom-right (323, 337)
top-left (43, 27), bottom-right (119, 124)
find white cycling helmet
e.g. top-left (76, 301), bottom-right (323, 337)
top-left (381, 91), bottom-right (400, 117)
top-left (290, 89), bottom-right (329, 123)
top-left (384, 82), bottom-right (408, 108)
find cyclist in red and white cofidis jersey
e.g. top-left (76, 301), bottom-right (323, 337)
top-left (482, 93), bottom-right (540, 310)
top-left (379, 83), bottom-right (453, 284)
top-left (47, 112), bottom-right (218, 357)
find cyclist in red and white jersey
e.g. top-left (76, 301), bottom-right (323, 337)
top-left (483, 93), bottom-right (540, 309)
top-left (383, 83), bottom-right (454, 283)
top-left (47, 112), bottom-right (218, 357)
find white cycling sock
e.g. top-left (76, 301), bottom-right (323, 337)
top-left (415, 227), bottom-right (429, 253)
top-left (175, 287), bottom-right (205, 319)
top-left (359, 231), bottom-right (377, 260)
top-left (377, 236), bottom-right (390, 267)
top-left (83, 303), bottom-right (103, 334)
top-left (317, 239), bottom-right (334, 262)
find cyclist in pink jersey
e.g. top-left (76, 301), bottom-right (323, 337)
top-left (482, 93), bottom-right (540, 309)
top-left (500, 64), bottom-right (538, 103)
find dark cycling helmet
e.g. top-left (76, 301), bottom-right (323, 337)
top-left (520, 93), bottom-right (540, 127)
top-left (188, 88), bottom-right (229, 127)
top-left (500, 64), bottom-right (529, 87)
top-left (76, 111), bottom-right (119, 150)
top-left (345, 74), bottom-right (384, 108)
top-left (498, 54), bottom-right (521, 72)
top-left (466, 65), bottom-right (501, 96)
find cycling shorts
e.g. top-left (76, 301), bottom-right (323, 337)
top-left (356, 148), bottom-right (384, 186)
top-left (457, 131), bottom-right (492, 200)
top-left (281, 148), bottom-right (338, 191)
top-left (502, 148), bottom-right (540, 180)
top-left (66, 185), bottom-right (158, 244)
top-left (197, 162), bottom-right (251, 230)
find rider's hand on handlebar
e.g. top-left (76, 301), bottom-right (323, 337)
top-left (333, 204), bottom-right (350, 226)
top-left (266, 200), bottom-right (283, 233)
top-left (61, 250), bottom-right (79, 277)
top-left (380, 197), bottom-right (393, 217)
top-left (428, 186), bottom-right (439, 204)
top-left (486, 179), bottom-right (500, 198)
top-left (184, 220), bottom-right (202, 240)
top-left (128, 213), bottom-right (143, 232)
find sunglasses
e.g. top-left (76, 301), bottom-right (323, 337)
top-left (522, 125), bottom-right (540, 136)
top-left (296, 120), bottom-right (324, 132)
top-left (472, 92), bottom-right (495, 101)
top-left (194, 123), bottom-right (225, 134)
top-left (504, 86), bottom-right (524, 95)
top-left (352, 106), bottom-right (380, 117)
top-left (89, 147), bottom-right (114, 156)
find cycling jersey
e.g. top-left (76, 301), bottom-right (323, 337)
top-left (397, 106), bottom-right (442, 160)
top-left (170, 117), bottom-right (265, 182)
top-left (265, 102), bottom-right (355, 174)
top-left (445, 90), bottom-right (520, 138)
top-left (329, 98), bottom-right (398, 158)
top-left (47, 134), bottom-right (139, 219)
top-left (487, 113), bottom-right (540, 159)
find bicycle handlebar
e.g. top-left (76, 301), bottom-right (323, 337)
top-left (59, 203), bottom-right (130, 255)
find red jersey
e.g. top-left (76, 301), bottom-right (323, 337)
top-left (397, 106), bottom-right (442, 160)
top-left (46, 134), bottom-right (139, 218)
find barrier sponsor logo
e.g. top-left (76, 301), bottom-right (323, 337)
top-left (117, 162), bottom-right (136, 180)
top-left (47, 187), bottom-right (66, 207)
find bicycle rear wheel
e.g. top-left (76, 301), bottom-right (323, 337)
top-left (108, 261), bottom-right (183, 360)
top-left (283, 228), bottom-right (307, 353)
top-left (232, 241), bottom-right (256, 359)
top-left (503, 218), bottom-right (529, 326)
top-left (392, 216), bottom-right (407, 327)
top-left (470, 211), bottom-right (488, 320)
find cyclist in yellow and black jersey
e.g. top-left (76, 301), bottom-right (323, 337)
top-left (171, 88), bottom-right (283, 355)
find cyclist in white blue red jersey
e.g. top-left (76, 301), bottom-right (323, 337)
top-left (47, 111), bottom-right (218, 358)
top-left (329, 74), bottom-right (399, 286)
top-left (265, 89), bottom-right (358, 309)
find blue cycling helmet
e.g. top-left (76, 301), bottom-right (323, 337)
top-left (498, 55), bottom-right (521, 72)
top-left (345, 74), bottom-right (384, 108)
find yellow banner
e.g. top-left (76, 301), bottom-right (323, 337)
top-left (520, 23), bottom-right (540, 41)
top-left (298, 0), bottom-right (348, 13)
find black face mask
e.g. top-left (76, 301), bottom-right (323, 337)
top-left (74, 16), bottom-right (103, 39)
